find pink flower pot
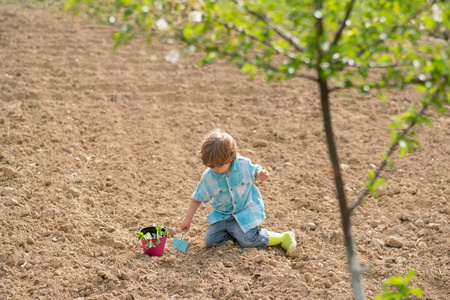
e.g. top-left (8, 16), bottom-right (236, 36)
top-left (139, 226), bottom-right (167, 257)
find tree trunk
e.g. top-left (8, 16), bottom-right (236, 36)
top-left (317, 77), bottom-right (366, 300)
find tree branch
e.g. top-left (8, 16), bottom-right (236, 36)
top-left (348, 102), bottom-right (431, 213)
top-left (200, 46), bottom-right (317, 83)
top-left (330, 0), bottom-right (356, 48)
top-left (295, 73), bottom-right (318, 82)
top-left (328, 77), bottom-right (434, 93)
top-left (219, 21), bottom-right (284, 55)
top-left (233, 0), bottom-right (305, 52)
top-left (349, 63), bottom-right (411, 69)
top-left (218, 24), bottom-right (317, 80)
top-left (329, 83), bottom-right (398, 93)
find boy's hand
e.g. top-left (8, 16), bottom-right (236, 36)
top-left (180, 217), bottom-right (191, 231)
top-left (256, 169), bottom-right (269, 182)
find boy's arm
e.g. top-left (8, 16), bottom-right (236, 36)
top-left (180, 199), bottom-right (202, 231)
top-left (245, 157), bottom-right (269, 182)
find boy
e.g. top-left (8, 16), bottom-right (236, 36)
top-left (180, 129), bottom-right (296, 256)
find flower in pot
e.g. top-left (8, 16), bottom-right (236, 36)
top-left (136, 223), bottom-right (168, 257)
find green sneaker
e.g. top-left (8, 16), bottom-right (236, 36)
top-left (281, 232), bottom-right (297, 256)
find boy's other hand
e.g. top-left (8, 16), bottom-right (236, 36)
top-left (256, 169), bottom-right (269, 182)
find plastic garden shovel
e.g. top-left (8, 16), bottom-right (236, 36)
top-left (172, 231), bottom-right (189, 253)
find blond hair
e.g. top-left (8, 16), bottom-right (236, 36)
top-left (201, 129), bottom-right (237, 168)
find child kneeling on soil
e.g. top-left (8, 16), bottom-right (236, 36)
top-left (180, 129), bottom-right (296, 256)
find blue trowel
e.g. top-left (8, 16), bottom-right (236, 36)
top-left (172, 231), bottom-right (189, 253)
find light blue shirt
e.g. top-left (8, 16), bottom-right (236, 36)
top-left (192, 156), bottom-right (265, 233)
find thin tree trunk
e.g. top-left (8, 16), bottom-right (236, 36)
top-left (317, 77), bottom-right (366, 300)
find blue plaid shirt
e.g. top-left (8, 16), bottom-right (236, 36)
top-left (192, 156), bottom-right (266, 233)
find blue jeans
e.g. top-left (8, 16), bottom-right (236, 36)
top-left (205, 216), bottom-right (269, 249)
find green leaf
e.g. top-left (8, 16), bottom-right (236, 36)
top-left (145, 36), bottom-right (152, 46)
top-left (404, 269), bottom-right (417, 285)
top-left (418, 116), bottom-right (432, 127)
top-left (377, 54), bottom-right (391, 64)
top-left (136, 231), bottom-right (144, 240)
top-left (199, 52), bottom-right (217, 66)
top-left (408, 138), bottom-right (420, 150)
top-left (388, 162), bottom-right (396, 171)
top-left (415, 84), bottom-right (428, 92)
top-left (123, 8), bottom-right (133, 20)
top-left (379, 91), bottom-right (388, 104)
top-left (408, 287), bottom-right (423, 297)
top-left (144, 240), bottom-right (155, 249)
top-left (399, 145), bottom-right (408, 157)
top-left (375, 178), bottom-right (385, 188)
top-left (344, 80), bottom-right (353, 88)
top-left (183, 27), bottom-right (193, 39)
top-left (242, 63), bottom-right (255, 73)
top-left (383, 275), bottom-right (404, 286)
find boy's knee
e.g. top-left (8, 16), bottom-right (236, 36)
top-left (204, 237), bottom-right (215, 248)
top-left (205, 234), bottom-right (216, 247)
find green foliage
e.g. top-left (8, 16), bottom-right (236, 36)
top-left (376, 270), bottom-right (423, 300)
top-left (136, 223), bottom-right (168, 249)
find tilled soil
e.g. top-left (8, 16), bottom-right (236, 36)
top-left (0, 3), bottom-right (449, 300)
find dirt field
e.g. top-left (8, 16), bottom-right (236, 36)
top-left (0, 3), bottom-right (449, 300)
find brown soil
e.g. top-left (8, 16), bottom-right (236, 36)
top-left (0, 3), bottom-right (449, 300)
